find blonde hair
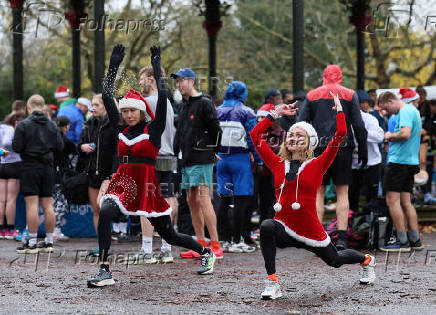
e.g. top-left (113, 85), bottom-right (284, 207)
top-left (27, 94), bottom-right (45, 109)
top-left (139, 65), bottom-right (166, 77)
top-left (278, 132), bottom-right (314, 163)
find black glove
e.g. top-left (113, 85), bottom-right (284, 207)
top-left (150, 45), bottom-right (162, 78)
top-left (109, 44), bottom-right (125, 68)
top-left (358, 145), bottom-right (368, 169)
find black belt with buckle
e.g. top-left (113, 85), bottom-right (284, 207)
top-left (119, 156), bottom-right (155, 165)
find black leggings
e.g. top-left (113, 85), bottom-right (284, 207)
top-left (217, 195), bottom-right (252, 243)
top-left (98, 200), bottom-right (204, 262)
top-left (260, 219), bottom-right (365, 275)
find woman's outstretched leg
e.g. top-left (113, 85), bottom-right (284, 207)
top-left (149, 215), bottom-right (216, 275)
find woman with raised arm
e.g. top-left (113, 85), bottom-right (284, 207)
top-left (250, 93), bottom-right (376, 300)
top-left (87, 45), bottom-right (216, 288)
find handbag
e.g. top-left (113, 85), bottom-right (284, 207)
top-left (61, 169), bottom-right (89, 205)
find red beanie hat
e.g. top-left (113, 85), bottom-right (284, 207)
top-left (399, 88), bottom-right (419, 104)
top-left (256, 104), bottom-right (276, 117)
top-left (119, 90), bottom-right (155, 121)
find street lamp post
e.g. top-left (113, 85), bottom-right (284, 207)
top-left (10, 0), bottom-right (25, 101)
top-left (94, 0), bottom-right (105, 93)
top-left (292, 0), bottom-right (304, 93)
top-left (65, 0), bottom-right (87, 98)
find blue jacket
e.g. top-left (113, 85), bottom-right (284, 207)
top-left (216, 81), bottom-right (260, 161)
top-left (57, 104), bottom-right (84, 145)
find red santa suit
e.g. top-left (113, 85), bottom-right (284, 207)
top-left (250, 112), bottom-right (346, 247)
top-left (100, 90), bottom-right (171, 217)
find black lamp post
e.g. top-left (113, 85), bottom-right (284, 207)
top-left (292, 0), bottom-right (304, 93)
top-left (10, 0), bottom-right (25, 100)
top-left (94, 0), bottom-right (105, 93)
top-left (341, 0), bottom-right (372, 90)
top-left (65, 0), bottom-right (87, 98)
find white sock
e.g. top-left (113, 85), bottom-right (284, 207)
top-left (45, 233), bottom-right (54, 244)
top-left (113, 222), bottom-right (120, 233)
top-left (161, 239), bottom-right (171, 253)
top-left (142, 236), bottom-right (153, 254)
top-left (119, 222), bottom-right (128, 234)
top-left (28, 233), bottom-right (37, 247)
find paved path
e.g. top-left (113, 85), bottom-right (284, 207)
top-left (1, 234), bottom-right (436, 314)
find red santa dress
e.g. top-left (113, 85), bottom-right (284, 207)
top-left (100, 125), bottom-right (171, 217)
top-left (250, 112), bottom-right (346, 247)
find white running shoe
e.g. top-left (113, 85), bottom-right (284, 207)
top-left (360, 254), bottom-right (376, 284)
top-left (228, 242), bottom-right (243, 253)
top-left (261, 279), bottom-right (283, 300)
top-left (228, 240), bottom-right (256, 253)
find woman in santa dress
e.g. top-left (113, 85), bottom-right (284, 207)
top-left (250, 93), bottom-right (376, 300)
top-left (87, 45), bottom-right (216, 288)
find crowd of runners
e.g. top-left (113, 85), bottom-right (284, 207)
top-left (0, 43), bottom-right (435, 299)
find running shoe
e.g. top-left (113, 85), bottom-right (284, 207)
top-left (379, 242), bottom-right (410, 252)
top-left (197, 250), bottom-right (216, 275)
top-left (157, 251), bottom-right (174, 264)
top-left (261, 279), bottom-right (283, 300)
top-left (15, 229), bottom-right (28, 242)
top-left (0, 229), bottom-right (5, 239)
top-left (37, 241), bottom-right (54, 253)
top-left (209, 246), bottom-right (223, 259)
top-left (87, 268), bottom-right (115, 288)
top-left (111, 231), bottom-right (120, 241)
top-left (88, 247), bottom-right (100, 257)
top-left (4, 229), bottom-right (17, 240)
top-left (180, 249), bottom-right (200, 259)
top-left (53, 227), bottom-right (69, 241)
top-left (228, 240), bottom-right (256, 253)
top-left (410, 239), bottom-right (425, 251)
top-left (220, 241), bottom-right (231, 253)
top-left (16, 242), bottom-right (39, 254)
top-left (360, 254), bottom-right (376, 284)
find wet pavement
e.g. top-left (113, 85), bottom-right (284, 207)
top-left (1, 233), bottom-right (436, 315)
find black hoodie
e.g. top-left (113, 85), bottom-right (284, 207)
top-left (13, 111), bottom-right (64, 166)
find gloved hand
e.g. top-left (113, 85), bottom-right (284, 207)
top-left (358, 145), bottom-right (368, 169)
top-left (150, 45), bottom-right (162, 81)
top-left (109, 44), bottom-right (125, 68)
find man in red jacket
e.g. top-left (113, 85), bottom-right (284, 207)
top-left (297, 65), bottom-right (368, 250)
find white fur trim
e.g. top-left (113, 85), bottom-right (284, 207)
top-left (402, 95), bottom-right (419, 104)
top-left (256, 110), bottom-right (270, 117)
top-left (119, 98), bottom-right (147, 112)
top-left (275, 219), bottom-right (331, 247)
top-left (118, 133), bottom-right (149, 146)
top-left (54, 91), bottom-right (69, 98)
top-left (100, 194), bottom-right (172, 218)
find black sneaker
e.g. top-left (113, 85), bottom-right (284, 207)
top-left (336, 238), bottom-right (348, 251)
top-left (118, 233), bottom-right (141, 243)
top-left (87, 268), bottom-right (115, 288)
top-left (37, 241), bottom-right (54, 253)
top-left (410, 239), bottom-right (424, 251)
top-left (16, 242), bottom-right (39, 254)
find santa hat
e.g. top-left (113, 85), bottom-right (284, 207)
top-left (54, 86), bottom-right (70, 99)
top-left (256, 104), bottom-right (276, 117)
top-left (399, 88), bottom-right (419, 104)
top-left (288, 121), bottom-right (319, 149)
top-left (119, 90), bottom-right (155, 121)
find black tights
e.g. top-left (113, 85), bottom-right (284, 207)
top-left (98, 200), bottom-right (204, 262)
top-left (260, 219), bottom-right (365, 275)
top-left (217, 195), bottom-right (252, 243)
